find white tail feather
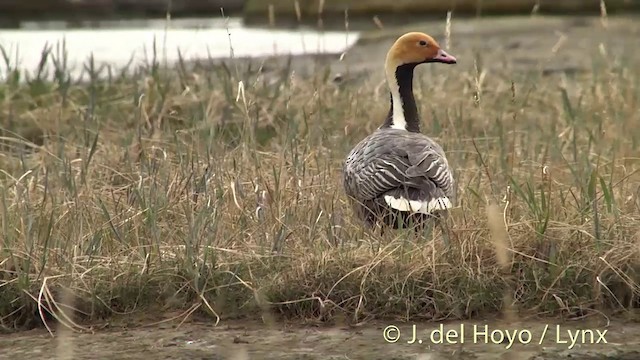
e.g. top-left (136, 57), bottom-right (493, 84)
top-left (384, 195), bottom-right (452, 214)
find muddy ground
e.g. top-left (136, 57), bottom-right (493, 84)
top-left (3, 318), bottom-right (640, 359)
top-left (3, 15), bottom-right (640, 360)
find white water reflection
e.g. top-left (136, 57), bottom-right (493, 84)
top-left (0, 17), bottom-right (359, 80)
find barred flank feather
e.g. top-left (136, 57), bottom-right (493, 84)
top-left (343, 129), bottom-right (455, 228)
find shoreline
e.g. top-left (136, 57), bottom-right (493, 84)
top-left (199, 14), bottom-right (638, 87)
top-left (2, 0), bottom-right (640, 29)
top-left (6, 14), bottom-right (636, 85)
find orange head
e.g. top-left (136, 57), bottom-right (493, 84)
top-left (385, 32), bottom-right (457, 73)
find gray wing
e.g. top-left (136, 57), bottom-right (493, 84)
top-left (344, 129), bottom-right (454, 213)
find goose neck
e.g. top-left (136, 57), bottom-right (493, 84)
top-left (382, 63), bottom-right (420, 133)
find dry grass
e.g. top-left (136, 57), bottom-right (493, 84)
top-left (0, 18), bottom-right (640, 335)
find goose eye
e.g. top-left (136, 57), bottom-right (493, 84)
top-left (418, 40), bottom-right (428, 47)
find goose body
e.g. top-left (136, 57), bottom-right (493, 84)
top-left (343, 32), bottom-right (457, 231)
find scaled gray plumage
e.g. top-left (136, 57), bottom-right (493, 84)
top-left (343, 128), bottom-right (455, 229)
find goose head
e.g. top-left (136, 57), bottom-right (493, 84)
top-left (382, 32), bottom-right (457, 132)
top-left (385, 32), bottom-right (457, 72)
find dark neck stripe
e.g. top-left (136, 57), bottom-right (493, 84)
top-left (381, 63), bottom-right (420, 133)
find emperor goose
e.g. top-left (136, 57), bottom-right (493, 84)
top-left (343, 32), bottom-right (457, 233)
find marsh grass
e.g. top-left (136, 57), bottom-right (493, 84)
top-left (1, 19), bottom-right (640, 334)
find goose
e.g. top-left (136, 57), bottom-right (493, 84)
top-left (342, 32), bottom-right (457, 236)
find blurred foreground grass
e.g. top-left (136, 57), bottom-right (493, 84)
top-left (0, 25), bottom-right (639, 333)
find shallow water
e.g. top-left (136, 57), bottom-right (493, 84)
top-left (0, 17), bottom-right (359, 80)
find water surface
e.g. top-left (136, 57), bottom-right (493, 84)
top-left (0, 17), bottom-right (359, 80)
